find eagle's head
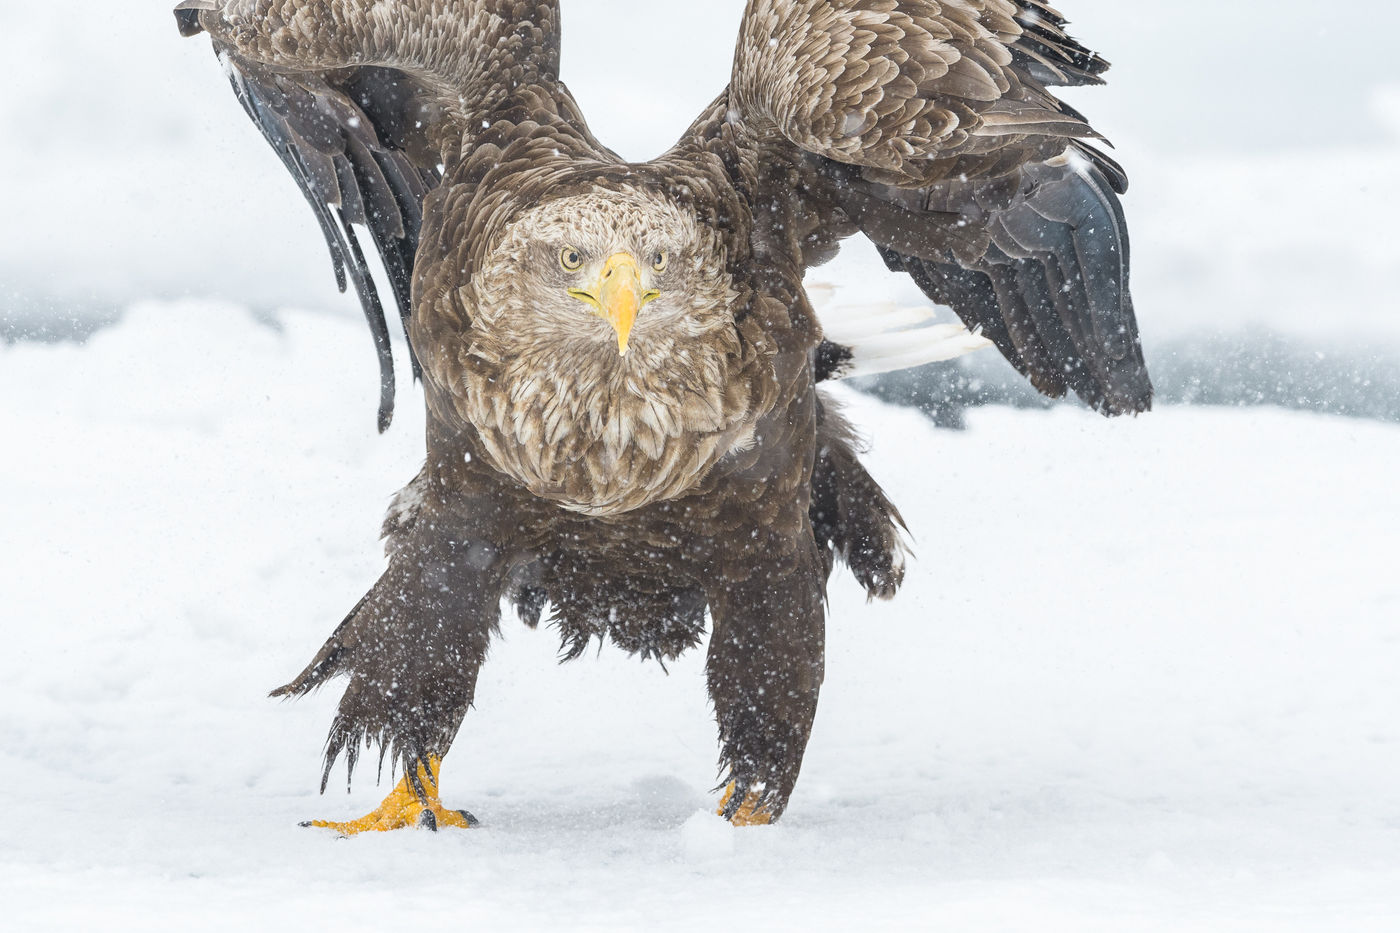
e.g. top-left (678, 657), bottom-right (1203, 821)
top-left (470, 186), bottom-right (736, 364)
top-left (458, 185), bottom-right (764, 516)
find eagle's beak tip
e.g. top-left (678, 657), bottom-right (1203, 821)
top-left (568, 253), bottom-right (654, 356)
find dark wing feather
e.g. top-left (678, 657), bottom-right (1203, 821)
top-left (866, 149), bottom-right (1148, 414)
top-left (1008, 1), bottom-right (1111, 87)
top-left (177, 0), bottom-right (565, 430)
top-left (222, 59), bottom-right (438, 431)
top-left (726, 0), bottom-right (1151, 414)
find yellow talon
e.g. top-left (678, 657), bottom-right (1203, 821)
top-left (717, 782), bottom-right (773, 826)
top-left (304, 756), bottom-right (477, 835)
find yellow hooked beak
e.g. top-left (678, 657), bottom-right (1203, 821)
top-left (568, 253), bottom-right (660, 356)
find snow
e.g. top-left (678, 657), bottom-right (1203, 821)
top-left (3, 305), bottom-right (1398, 930)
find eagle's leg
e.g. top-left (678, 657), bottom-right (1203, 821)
top-left (302, 756), bottom-right (480, 834)
top-left (705, 544), bottom-right (826, 825)
top-left (273, 472), bottom-right (504, 834)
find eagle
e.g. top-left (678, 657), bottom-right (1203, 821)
top-left (176, 0), bottom-right (1149, 831)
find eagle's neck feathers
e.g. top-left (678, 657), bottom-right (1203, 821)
top-left (462, 321), bottom-right (760, 517)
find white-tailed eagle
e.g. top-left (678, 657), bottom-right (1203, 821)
top-left (176, 0), bottom-right (1148, 830)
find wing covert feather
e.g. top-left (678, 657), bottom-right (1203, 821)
top-left (731, 0), bottom-right (1102, 183)
top-left (179, 0), bottom-right (561, 112)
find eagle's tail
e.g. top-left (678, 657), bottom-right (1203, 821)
top-left (810, 391), bottom-right (908, 600)
top-left (811, 288), bottom-right (992, 382)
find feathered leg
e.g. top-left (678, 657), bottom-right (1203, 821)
top-left (706, 541), bottom-right (826, 825)
top-left (810, 391), bottom-right (908, 600)
top-left (272, 473), bottom-right (505, 833)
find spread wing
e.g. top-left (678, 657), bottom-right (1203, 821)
top-left (727, 0), bottom-right (1150, 415)
top-left (175, 0), bottom-right (565, 430)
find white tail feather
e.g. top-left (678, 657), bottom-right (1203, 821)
top-left (821, 303), bottom-right (937, 344)
top-left (837, 324), bottom-right (992, 379)
top-left (809, 283), bottom-right (991, 380)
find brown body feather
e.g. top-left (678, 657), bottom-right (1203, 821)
top-left (180, 0), bottom-right (1147, 820)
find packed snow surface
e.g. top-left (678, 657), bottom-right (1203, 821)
top-left (2, 305), bottom-right (1398, 931)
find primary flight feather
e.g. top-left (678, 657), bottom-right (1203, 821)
top-left (177, 0), bottom-right (1148, 829)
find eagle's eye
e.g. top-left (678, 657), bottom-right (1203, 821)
top-left (559, 247), bottom-right (584, 271)
top-left (651, 250), bottom-right (668, 273)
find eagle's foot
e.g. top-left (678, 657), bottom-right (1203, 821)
top-left (302, 756), bottom-right (479, 835)
top-left (717, 782), bottom-right (774, 827)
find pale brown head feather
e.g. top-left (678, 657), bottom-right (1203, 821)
top-left (460, 188), bottom-right (754, 515)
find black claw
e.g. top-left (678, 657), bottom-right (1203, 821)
top-left (458, 809), bottom-right (481, 828)
top-left (417, 809), bottom-right (438, 832)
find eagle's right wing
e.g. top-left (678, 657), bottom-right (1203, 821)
top-left (175, 1), bottom-right (565, 431)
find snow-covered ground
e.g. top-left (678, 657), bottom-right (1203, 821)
top-left (2, 305), bottom-right (1397, 930)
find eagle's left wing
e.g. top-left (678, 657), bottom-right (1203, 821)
top-left (722, 0), bottom-right (1150, 416)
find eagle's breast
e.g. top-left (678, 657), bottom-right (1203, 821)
top-left (462, 333), bottom-right (758, 516)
